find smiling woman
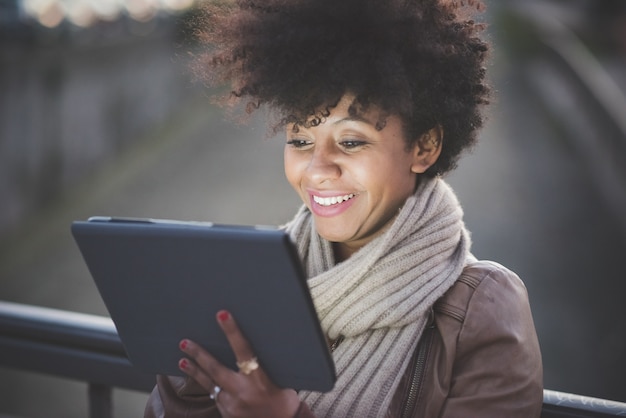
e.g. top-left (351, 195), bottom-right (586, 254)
top-left (144, 0), bottom-right (544, 417)
top-left (283, 94), bottom-right (442, 260)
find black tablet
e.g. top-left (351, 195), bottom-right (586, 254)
top-left (71, 217), bottom-right (336, 392)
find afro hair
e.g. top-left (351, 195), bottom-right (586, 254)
top-left (193, 0), bottom-right (491, 176)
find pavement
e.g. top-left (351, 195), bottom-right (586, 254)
top-left (1, 30), bottom-right (626, 418)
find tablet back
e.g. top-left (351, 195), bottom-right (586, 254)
top-left (71, 217), bottom-right (336, 392)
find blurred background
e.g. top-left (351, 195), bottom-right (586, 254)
top-left (0, 0), bottom-right (625, 416)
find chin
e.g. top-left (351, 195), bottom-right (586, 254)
top-left (317, 228), bottom-right (359, 246)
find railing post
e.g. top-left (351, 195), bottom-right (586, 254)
top-left (88, 383), bottom-right (113, 418)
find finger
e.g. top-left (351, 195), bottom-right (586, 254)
top-left (178, 356), bottom-right (218, 394)
top-left (216, 310), bottom-right (257, 364)
top-left (179, 338), bottom-right (236, 389)
top-left (217, 310), bottom-right (270, 382)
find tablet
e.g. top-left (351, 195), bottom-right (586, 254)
top-left (71, 216), bottom-right (336, 392)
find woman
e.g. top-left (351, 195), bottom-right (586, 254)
top-left (145, 0), bottom-right (543, 416)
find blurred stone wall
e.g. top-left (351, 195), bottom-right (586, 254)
top-left (0, 15), bottom-right (198, 238)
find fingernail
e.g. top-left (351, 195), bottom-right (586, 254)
top-left (180, 339), bottom-right (189, 350)
top-left (217, 310), bottom-right (230, 322)
top-left (179, 358), bottom-right (188, 370)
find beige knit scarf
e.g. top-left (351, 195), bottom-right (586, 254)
top-left (284, 177), bottom-right (471, 417)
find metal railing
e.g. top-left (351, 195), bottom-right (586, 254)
top-left (1, 300), bottom-right (626, 417)
top-left (0, 301), bottom-right (155, 418)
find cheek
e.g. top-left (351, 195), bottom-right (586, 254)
top-left (283, 150), bottom-right (303, 191)
top-left (369, 156), bottom-right (417, 200)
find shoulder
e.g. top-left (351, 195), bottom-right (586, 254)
top-left (436, 260), bottom-right (543, 388)
top-left (434, 259), bottom-right (541, 364)
top-left (430, 260), bottom-right (544, 416)
top-left (436, 260), bottom-right (531, 326)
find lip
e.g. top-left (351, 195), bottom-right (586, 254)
top-left (307, 190), bottom-right (358, 217)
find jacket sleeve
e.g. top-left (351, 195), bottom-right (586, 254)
top-left (440, 262), bottom-right (544, 418)
top-left (143, 375), bottom-right (316, 418)
top-left (144, 375), bottom-right (220, 418)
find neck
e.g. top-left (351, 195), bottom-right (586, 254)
top-left (332, 242), bottom-right (355, 263)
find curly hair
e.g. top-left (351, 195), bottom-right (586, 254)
top-left (193, 0), bottom-right (490, 176)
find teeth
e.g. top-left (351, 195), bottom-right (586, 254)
top-left (313, 194), bottom-right (355, 207)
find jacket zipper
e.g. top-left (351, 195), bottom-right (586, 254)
top-left (401, 312), bottom-right (435, 418)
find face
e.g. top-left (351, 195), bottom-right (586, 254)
top-left (284, 95), bottom-right (429, 260)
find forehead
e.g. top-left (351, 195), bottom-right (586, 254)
top-left (290, 94), bottom-right (399, 132)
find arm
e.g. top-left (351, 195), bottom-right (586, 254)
top-left (440, 263), bottom-right (544, 417)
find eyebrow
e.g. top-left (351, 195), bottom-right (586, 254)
top-left (294, 114), bottom-right (377, 133)
top-left (332, 115), bottom-right (376, 126)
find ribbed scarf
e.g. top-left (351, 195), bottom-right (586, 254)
top-left (284, 177), bottom-right (471, 417)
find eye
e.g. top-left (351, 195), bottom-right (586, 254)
top-left (286, 138), bottom-right (313, 149)
top-left (339, 139), bottom-right (367, 150)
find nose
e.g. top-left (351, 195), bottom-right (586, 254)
top-left (307, 144), bottom-right (341, 184)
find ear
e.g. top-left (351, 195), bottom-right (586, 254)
top-left (410, 126), bottom-right (443, 174)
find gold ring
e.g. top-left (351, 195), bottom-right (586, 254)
top-left (236, 357), bottom-right (259, 375)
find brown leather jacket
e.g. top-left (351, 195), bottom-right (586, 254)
top-left (144, 260), bottom-right (543, 417)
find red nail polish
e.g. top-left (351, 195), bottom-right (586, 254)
top-left (179, 358), bottom-right (188, 370)
top-left (217, 310), bottom-right (230, 322)
top-left (180, 339), bottom-right (188, 350)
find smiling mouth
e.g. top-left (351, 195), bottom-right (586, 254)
top-left (312, 193), bottom-right (356, 207)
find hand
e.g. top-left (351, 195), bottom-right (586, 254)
top-left (178, 310), bottom-right (301, 418)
